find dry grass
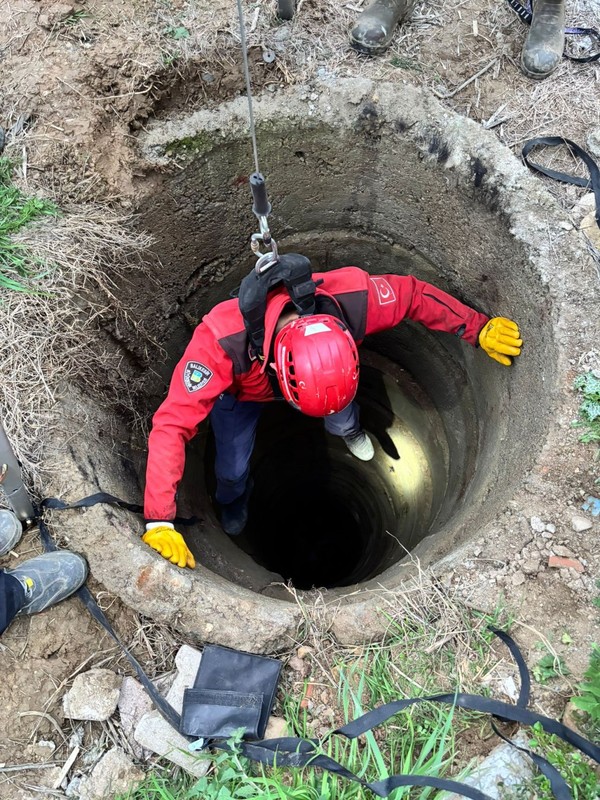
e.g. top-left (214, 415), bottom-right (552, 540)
top-left (0, 198), bottom-right (156, 495)
top-left (283, 563), bottom-right (515, 701)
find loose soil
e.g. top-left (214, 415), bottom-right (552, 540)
top-left (1, 0), bottom-right (599, 797)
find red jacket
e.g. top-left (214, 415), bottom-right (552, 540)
top-left (144, 267), bottom-right (489, 521)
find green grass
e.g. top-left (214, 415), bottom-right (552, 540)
top-left (573, 372), bottom-right (600, 444)
top-left (118, 608), bottom-right (504, 800)
top-left (0, 157), bottom-right (58, 293)
top-left (115, 608), bottom-right (600, 800)
top-left (507, 723), bottom-right (600, 800)
top-left (571, 644), bottom-right (600, 742)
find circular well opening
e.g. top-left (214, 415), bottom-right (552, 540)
top-left (51, 80), bottom-right (567, 648)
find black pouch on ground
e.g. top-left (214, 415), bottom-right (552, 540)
top-left (180, 645), bottom-right (282, 740)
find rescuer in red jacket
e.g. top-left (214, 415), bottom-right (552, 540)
top-left (143, 257), bottom-right (522, 568)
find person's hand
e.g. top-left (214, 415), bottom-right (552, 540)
top-left (142, 524), bottom-right (196, 569)
top-left (478, 317), bottom-right (522, 366)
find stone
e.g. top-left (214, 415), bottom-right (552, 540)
top-left (545, 523), bottom-right (556, 534)
top-left (264, 716), bottom-right (289, 739)
top-left (168, 645), bottom-right (202, 713)
top-left (118, 677), bottom-right (153, 759)
top-left (443, 731), bottom-right (534, 799)
top-left (580, 211), bottom-right (600, 250)
top-left (132, 645), bottom-right (209, 777)
top-left (587, 128), bottom-right (600, 159)
top-left (548, 555), bottom-right (585, 573)
top-left (288, 655), bottom-right (309, 675)
top-left (571, 515), bottom-right (593, 533)
top-left (134, 710), bottom-right (210, 778)
top-left (521, 558), bottom-right (541, 575)
top-left (63, 669), bottom-right (122, 722)
top-left (530, 516), bottom-right (545, 533)
top-left (511, 571), bottom-right (526, 586)
top-left (551, 545), bottom-right (574, 558)
top-left (77, 747), bottom-right (144, 800)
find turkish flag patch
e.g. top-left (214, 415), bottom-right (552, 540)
top-left (183, 361), bottom-right (213, 393)
top-left (370, 276), bottom-right (396, 306)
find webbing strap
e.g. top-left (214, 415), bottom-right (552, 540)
top-left (215, 624), bottom-right (599, 800)
top-left (41, 492), bottom-right (200, 526)
top-left (37, 493), bottom-right (600, 798)
top-left (37, 514), bottom-right (186, 734)
top-left (521, 136), bottom-right (600, 228)
top-left (505, 0), bottom-right (600, 62)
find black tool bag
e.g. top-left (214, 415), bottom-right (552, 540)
top-left (180, 644), bottom-right (282, 741)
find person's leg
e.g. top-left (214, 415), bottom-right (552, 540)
top-left (1, 551), bottom-right (87, 636)
top-left (0, 569), bottom-right (26, 636)
top-left (0, 508), bottom-right (23, 557)
top-left (324, 401), bottom-right (375, 461)
top-left (350, 0), bottom-right (416, 57)
top-left (5, 552), bottom-right (88, 618)
top-left (521, 0), bottom-right (565, 79)
top-left (209, 393), bottom-right (263, 534)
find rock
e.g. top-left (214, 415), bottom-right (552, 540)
top-left (587, 128), bottom-right (600, 159)
top-left (288, 655), bottom-right (309, 676)
top-left (168, 645), bottom-right (202, 713)
top-left (530, 516), bottom-right (545, 533)
top-left (570, 191), bottom-right (594, 224)
top-left (134, 710), bottom-right (210, 778)
top-left (521, 558), bottom-right (541, 575)
top-left (63, 669), bottom-right (122, 722)
top-left (571, 515), bottom-right (593, 533)
top-left (580, 211), bottom-right (600, 250)
top-left (264, 716), bottom-right (289, 739)
top-left (548, 555), bottom-right (585, 573)
top-left (443, 731), bottom-right (534, 799)
top-left (511, 571), bottom-right (526, 586)
top-left (545, 523), bottom-right (556, 534)
top-left (133, 645), bottom-right (208, 778)
top-left (296, 645), bottom-right (313, 659)
top-left (77, 747), bottom-right (144, 800)
top-left (118, 677), bottom-right (153, 759)
top-left (551, 545), bottom-right (575, 558)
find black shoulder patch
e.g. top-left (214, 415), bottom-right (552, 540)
top-left (183, 361), bottom-right (213, 393)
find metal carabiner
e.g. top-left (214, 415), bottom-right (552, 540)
top-left (251, 232), bottom-right (279, 274)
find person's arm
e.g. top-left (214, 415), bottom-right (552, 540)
top-left (143, 323), bottom-right (233, 566)
top-left (365, 273), bottom-right (522, 364)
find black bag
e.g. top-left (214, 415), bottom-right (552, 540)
top-left (180, 644), bottom-right (282, 741)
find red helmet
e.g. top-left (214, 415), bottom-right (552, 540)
top-left (274, 314), bottom-right (359, 416)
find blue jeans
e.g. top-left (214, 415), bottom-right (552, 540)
top-left (0, 570), bottom-right (25, 636)
top-left (209, 394), bottom-right (361, 504)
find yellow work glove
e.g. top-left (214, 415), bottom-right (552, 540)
top-left (478, 317), bottom-right (523, 366)
top-left (142, 524), bottom-right (196, 569)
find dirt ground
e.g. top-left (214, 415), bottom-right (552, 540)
top-left (1, 0), bottom-right (600, 797)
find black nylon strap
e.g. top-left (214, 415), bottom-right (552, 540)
top-left (491, 721), bottom-right (573, 800)
top-left (223, 736), bottom-right (495, 800)
top-left (37, 514), bottom-right (186, 735)
top-left (522, 136), bottom-right (600, 228)
top-left (41, 493), bottom-right (200, 526)
top-left (37, 496), bottom-right (600, 798)
top-left (334, 691), bottom-right (600, 763)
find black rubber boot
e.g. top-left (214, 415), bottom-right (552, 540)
top-left (219, 479), bottom-right (254, 537)
top-left (5, 552), bottom-right (88, 615)
top-left (521, 0), bottom-right (565, 79)
top-left (350, 0), bottom-right (416, 56)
